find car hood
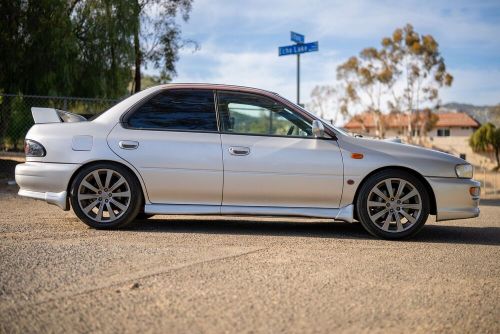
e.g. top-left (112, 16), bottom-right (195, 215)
top-left (338, 135), bottom-right (467, 178)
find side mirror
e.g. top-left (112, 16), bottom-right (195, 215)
top-left (312, 120), bottom-right (325, 138)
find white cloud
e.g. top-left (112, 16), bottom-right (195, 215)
top-left (183, 0), bottom-right (500, 45)
top-left (174, 43), bottom-right (340, 104)
top-left (441, 68), bottom-right (500, 105)
top-left (170, 0), bottom-right (500, 108)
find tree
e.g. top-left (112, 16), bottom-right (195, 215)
top-left (71, 0), bottom-right (136, 98)
top-left (416, 108), bottom-right (439, 140)
top-left (308, 85), bottom-right (347, 124)
top-left (0, 0), bottom-right (196, 97)
top-left (470, 123), bottom-right (500, 170)
top-left (488, 105), bottom-right (500, 127)
top-left (337, 24), bottom-right (452, 141)
top-left (337, 47), bottom-right (396, 137)
top-left (0, 0), bottom-right (78, 143)
top-left (0, 0), bottom-right (77, 96)
top-left (130, 0), bottom-right (197, 93)
top-left (0, 1), bottom-right (196, 150)
top-left (382, 24), bottom-right (453, 140)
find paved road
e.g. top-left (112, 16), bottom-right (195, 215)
top-left (0, 191), bottom-right (499, 333)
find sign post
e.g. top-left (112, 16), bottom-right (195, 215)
top-left (297, 53), bottom-right (300, 106)
top-left (279, 32), bottom-right (318, 105)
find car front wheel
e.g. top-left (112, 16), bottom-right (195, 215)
top-left (70, 163), bottom-right (142, 229)
top-left (356, 170), bottom-right (430, 239)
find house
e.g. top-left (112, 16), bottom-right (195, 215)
top-left (343, 111), bottom-right (496, 169)
top-left (343, 111), bottom-right (479, 138)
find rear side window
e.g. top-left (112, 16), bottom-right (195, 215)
top-left (127, 89), bottom-right (217, 131)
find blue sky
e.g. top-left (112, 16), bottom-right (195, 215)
top-left (168, 0), bottom-right (500, 107)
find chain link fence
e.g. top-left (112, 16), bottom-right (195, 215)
top-left (0, 93), bottom-right (119, 179)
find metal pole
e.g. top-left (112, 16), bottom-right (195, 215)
top-left (297, 53), bottom-right (300, 105)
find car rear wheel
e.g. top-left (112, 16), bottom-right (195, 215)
top-left (356, 170), bottom-right (430, 239)
top-left (70, 163), bottom-right (142, 229)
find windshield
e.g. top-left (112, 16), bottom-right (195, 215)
top-left (320, 120), bottom-right (351, 136)
top-left (290, 102), bottom-right (353, 137)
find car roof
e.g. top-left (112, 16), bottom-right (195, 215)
top-left (156, 83), bottom-right (280, 96)
top-left (93, 83), bottom-right (282, 125)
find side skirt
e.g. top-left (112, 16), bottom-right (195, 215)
top-left (144, 203), bottom-right (354, 222)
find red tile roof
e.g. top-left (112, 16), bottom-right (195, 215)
top-left (344, 112), bottom-right (479, 129)
top-left (434, 112), bottom-right (480, 127)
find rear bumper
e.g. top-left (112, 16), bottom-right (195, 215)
top-left (15, 162), bottom-right (80, 210)
top-left (18, 189), bottom-right (68, 210)
top-left (426, 177), bottom-right (480, 221)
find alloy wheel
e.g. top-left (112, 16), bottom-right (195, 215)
top-left (366, 178), bottom-right (423, 233)
top-left (77, 169), bottom-right (131, 223)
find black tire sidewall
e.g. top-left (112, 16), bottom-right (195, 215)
top-left (356, 170), bottom-right (430, 240)
top-left (70, 163), bottom-right (142, 229)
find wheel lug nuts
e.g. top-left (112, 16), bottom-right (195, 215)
top-left (104, 188), bottom-right (108, 192)
top-left (108, 193), bottom-right (112, 197)
top-left (397, 207), bottom-right (400, 211)
top-left (105, 199), bottom-right (108, 203)
top-left (98, 191), bottom-right (102, 194)
top-left (390, 209), bottom-right (394, 212)
top-left (98, 197), bottom-right (102, 201)
top-left (397, 200), bottom-right (401, 204)
top-left (391, 198), bottom-right (394, 201)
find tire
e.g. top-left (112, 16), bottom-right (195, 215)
top-left (355, 169), bottom-right (430, 240)
top-left (70, 163), bottom-right (143, 229)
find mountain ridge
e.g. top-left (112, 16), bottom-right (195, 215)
top-left (438, 102), bottom-right (500, 126)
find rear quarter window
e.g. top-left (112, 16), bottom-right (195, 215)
top-left (127, 89), bottom-right (217, 131)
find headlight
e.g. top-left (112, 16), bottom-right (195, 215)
top-left (455, 164), bottom-right (473, 179)
top-left (24, 139), bottom-right (46, 157)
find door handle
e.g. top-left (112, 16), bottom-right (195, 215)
top-left (229, 146), bottom-right (250, 156)
top-left (119, 140), bottom-right (139, 150)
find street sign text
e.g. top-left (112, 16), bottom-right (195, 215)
top-left (278, 41), bottom-right (319, 56)
top-left (291, 31), bottom-right (305, 44)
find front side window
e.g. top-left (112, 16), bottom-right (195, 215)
top-left (127, 89), bottom-right (217, 131)
top-left (217, 91), bottom-right (313, 137)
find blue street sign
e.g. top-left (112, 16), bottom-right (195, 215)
top-left (278, 41), bottom-right (319, 56)
top-left (291, 31), bottom-right (304, 44)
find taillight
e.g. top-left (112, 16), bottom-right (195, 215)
top-left (469, 187), bottom-right (480, 197)
top-left (24, 139), bottom-right (46, 157)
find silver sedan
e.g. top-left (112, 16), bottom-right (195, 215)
top-left (15, 84), bottom-right (481, 239)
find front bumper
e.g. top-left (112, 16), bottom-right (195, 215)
top-left (426, 177), bottom-right (480, 221)
top-left (15, 162), bottom-right (80, 211)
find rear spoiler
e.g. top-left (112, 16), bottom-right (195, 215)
top-left (31, 107), bottom-right (87, 124)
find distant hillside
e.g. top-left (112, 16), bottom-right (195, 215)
top-left (439, 102), bottom-right (500, 126)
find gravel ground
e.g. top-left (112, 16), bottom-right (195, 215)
top-left (0, 188), bottom-right (499, 333)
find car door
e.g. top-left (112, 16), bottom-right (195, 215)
top-left (217, 90), bottom-right (343, 209)
top-left (107, 89), bottom-right (223, 208)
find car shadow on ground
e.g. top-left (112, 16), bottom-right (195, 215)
top-left (127, 216), bottom-right (500, 246)
top-left (479, 199), bottom-right (500, 207)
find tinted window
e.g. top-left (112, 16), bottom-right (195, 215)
top-left (217, 91), bottom-right (313, 137)
top-left (127, 90), bottom-right (217, 131)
